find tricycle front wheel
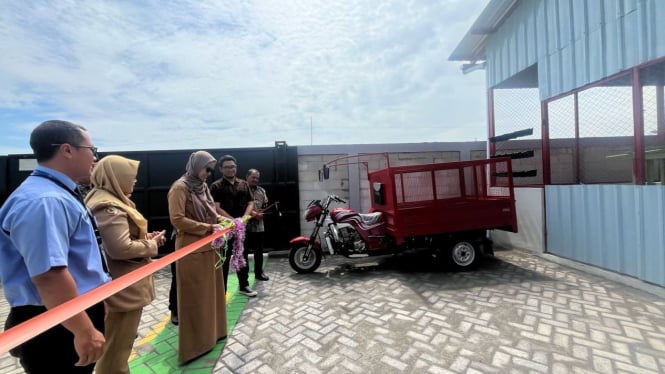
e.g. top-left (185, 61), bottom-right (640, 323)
top-left (289, 245), bottom-right (322, 273)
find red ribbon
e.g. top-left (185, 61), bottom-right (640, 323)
top-left (0, 226), bottom-right (231, 356)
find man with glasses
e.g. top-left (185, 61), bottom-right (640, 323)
top-left (0, 120), bottom-right (110, 373)
top-left (210, 155), bottom-right (257, 297)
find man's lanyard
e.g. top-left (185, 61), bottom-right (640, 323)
top-left (30, 171), bottom-right (110, 274)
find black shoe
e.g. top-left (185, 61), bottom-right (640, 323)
top-left (255, 273), bottom-right (269, 281)
top-left (171, 314), bottom-right (179, 325)
top-left (239, 286), bottom-right (258, 297)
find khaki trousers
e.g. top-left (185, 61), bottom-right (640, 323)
top-left (95, 308), bottom-right (143, 374)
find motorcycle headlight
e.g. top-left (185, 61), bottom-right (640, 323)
top-left (304, 205), bottom-right (321, 221)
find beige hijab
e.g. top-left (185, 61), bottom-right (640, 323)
top-left (85, 155), bottom-right (148, 238)
top-left (177, 151), bottom-right (218, 224)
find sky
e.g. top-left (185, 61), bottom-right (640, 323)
top-left (0, 0), bottom-right (490, 155)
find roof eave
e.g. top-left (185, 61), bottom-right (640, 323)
top-left (448, 0), bottom-right (520, 62)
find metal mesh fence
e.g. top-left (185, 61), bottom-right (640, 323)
top-left (358, 152), bottom-right (461, 211)
top-left (640, 61), bottom-right (665, 184)
top-left (434, 169), bottom-right (461, 199)
top-left (463, 165), bottom-right (475, 196)
top-left (642, 89), bottom-right (659, 138)
top-left (576, 74), bottom-right (634, 183)
top-left (492, 87), bottom-right (542, 185)
top-left (491, 61), bottom-right (665, 185)
top-left (547, 76), bottom-right (635, 185)
top-left (399, 172), bottom-right (434, 203)
top-left (393, 159), bottom-right (510, 203)
top-left (490, 158), bottom-right (511, 190)
top-left (544, 70), bottom-right (664, 185)
top-left (547, 95), bottom-right (577, 184)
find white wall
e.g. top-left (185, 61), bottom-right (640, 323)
top-left (490, 187), bottom-right (545, 252)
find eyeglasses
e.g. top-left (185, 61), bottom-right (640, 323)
top-left (75, 145), bottom-right (99, 158)
top-left (205, 167), bottom-right (214, 174)
top-left (222, 165), bottom-right (237, 170)
top-left (51, 143), bottom-right (99, 159)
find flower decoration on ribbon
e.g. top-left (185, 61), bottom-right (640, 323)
top-left (211, 215), bottom-right (250, 270)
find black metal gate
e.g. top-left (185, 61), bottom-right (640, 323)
top-left (0, 143), bottom-right (300, 255)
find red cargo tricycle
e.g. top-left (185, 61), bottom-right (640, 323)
top-left (289, 156), bottom-right (518, 273)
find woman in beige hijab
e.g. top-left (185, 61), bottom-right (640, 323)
top-left (168, 151), bottom-right (227, 364)
top-left (85, 155), bottom-right (166, 374)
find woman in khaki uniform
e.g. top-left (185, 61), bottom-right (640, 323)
top-left (168, 151), bottom-right (227, 364)
top-left (85, 155), bottom-right (166, 374)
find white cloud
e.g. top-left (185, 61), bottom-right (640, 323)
top-left (0, 0), bottom-right (490, 154)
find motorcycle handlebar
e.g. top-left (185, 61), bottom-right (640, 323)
top-left (330, 195), bottom-right (347, 204)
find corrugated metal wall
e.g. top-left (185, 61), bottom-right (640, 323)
top-left (486, 0), bottom-right (540, 89)
top-left (487, 0), bottom-right (665, 100)
top-left (546, 185), bottom-right (665, 287)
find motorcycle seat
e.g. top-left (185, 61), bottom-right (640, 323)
top-left (359, 212), bottom-right (383, 225)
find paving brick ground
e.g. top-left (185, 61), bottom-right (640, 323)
top-left (2, 248), bottom-right (665, 373)
top-left (216, 249), bottom-right (665, 374)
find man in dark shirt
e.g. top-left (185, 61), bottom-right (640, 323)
top-left (210, 155), bottom-right (257, 297)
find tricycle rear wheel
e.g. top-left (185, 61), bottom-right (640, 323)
top-left (289, 245), bottom-right (322, 273)
top-left (449, 240), bottom-right (479, 270)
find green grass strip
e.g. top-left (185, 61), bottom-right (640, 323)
top-left (129, 259), bottom-right (262, 374)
